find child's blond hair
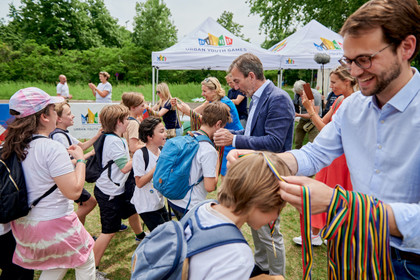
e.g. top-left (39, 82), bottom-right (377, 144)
top-left (54, 101), bottom-right (70, 117)
top-left (100, 104), bottom-right (129, 133)
top-left (121, 92), bottom-right (145, 109)
top-left (218, 152), bottom-right (289, 215)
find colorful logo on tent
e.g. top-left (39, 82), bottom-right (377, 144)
top-left (285, 58), bottom-right (295, 65)
top-left (157, 55), bottom-right (167, 61)
top-left (271, 39), bottom-right (287, 52)
top-left (313, 37), bottom-right (342, 51)
top-left (81, 108), bottom-right (99, 124)
top-left (198, 33), bottom-right (233, 46)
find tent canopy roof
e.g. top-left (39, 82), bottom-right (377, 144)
top-left (270, 20), bottom-right (344, 69)
top-left (152, 17), bottom-right (280, 70)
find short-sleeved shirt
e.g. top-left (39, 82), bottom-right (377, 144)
top-left (22, 136), bottom-right (75, 221)
top-left (131, 148), bottom-right (165, 214)
top-left (227, 88), bottom-right (248, 120)
top-left (160, 101), bottom-right (180, 129)
top-left (95, 134), bottom-right (130, 196)
top-left (56, 83), bottom-right (70, 98)
top-left (188, 203), bottom-right (254, 279)
top-left (96, 82), bottom-right (112, 103)
top-left (51, 129), bottom-right (79, 148)
top-left (169, 141), bottom-right (217, 210)
top-left (122, 118), bottom-right (142, 157)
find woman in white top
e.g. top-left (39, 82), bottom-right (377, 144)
top-left (3, 87), bottom-right (95, 280)
top-left (89, 71), bottom-right (112, 103)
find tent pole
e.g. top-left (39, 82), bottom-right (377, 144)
top-left (279, 69), bottom-right (283, 88)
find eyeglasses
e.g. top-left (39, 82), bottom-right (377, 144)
top-left (338, 44), bottom-right (392, 70)
top-left (204, 78), bottom-right (217, 89)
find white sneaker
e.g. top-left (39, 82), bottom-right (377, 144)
top-left (292, 235), bottom-right (323, 246)
top-left (96, 270), bottom-right (110, 280)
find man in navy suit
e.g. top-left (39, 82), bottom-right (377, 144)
top-left (214, 53), bottom-right (295, 277)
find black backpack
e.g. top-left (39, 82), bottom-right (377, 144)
top-left (0, 136), bottom-right (57, 223)
top-left (85, 133), bottom-right (120, 185)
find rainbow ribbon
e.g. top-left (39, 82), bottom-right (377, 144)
top-left (320, 185), bottom-right (395, 280)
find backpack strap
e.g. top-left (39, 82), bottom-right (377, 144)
top-left (50, 128), bottom-right (72, 146)
top-left (103, 133), bottom-right (124, 187)
top-left (180, 200), bottom-right (248, 278)
top-left (128, 116), bottom-right (141, 125)
top-left (141, 146), bottom-right (149, 170)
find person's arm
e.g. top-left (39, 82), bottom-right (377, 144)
top-left (117, 158), bottom-right (132, 174)
top-left (135, 166), bottom-right (156, 188)
top-left (78, 128), bottom-right (102, 151)
top-left (88, 83), bottom-right (96, 97)
top-left (128, 138), bottom-right (144, 154)
top-left (203, 177), bottom-right (217, 192)
top-left (53, 145), bottom-right (85, 200)
top-left (194, 101), bottom-right (209, 115)
top-left (231, 94), bottom-right (245, 106)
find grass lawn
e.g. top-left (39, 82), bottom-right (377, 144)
top-left (31, 177), bottom-right (327, 280)
top-left (0, 81), bottom-right (295, 102)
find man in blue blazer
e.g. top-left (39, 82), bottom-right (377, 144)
top-left (214, 53), bottom-right (295, 277)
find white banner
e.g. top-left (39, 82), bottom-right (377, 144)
top-left (67, 103), bottom-right (108, 139)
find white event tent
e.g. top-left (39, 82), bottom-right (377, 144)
top-left (151, 17), bottom-right (280, 103)
top-left (269, 20), bottom-right (344, 91)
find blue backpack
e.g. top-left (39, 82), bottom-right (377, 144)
top-left (153, 132), bottom-right (213, 200)
top-left (130, 200), bottom-right (248, 280)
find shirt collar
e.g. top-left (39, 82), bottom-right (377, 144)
top-left (368, 68), bottom-right (420, 112)
top-left (252, 79), bottom-right (270, 100)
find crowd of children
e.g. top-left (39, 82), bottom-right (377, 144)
top-left (0, 85), bottom-right (290, 280)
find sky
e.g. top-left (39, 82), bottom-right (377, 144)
top-left (0, 0), bottom-right (266, 46)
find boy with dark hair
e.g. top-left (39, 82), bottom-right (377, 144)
top-left (131, 117), bottom-right (169, 232)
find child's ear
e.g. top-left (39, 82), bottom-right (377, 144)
top-left (216, 120), bottom-right (223, 129)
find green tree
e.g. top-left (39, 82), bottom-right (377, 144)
top-left (132, 0), bottom-right (177, 51)
top-left (6, 0), bottom-right (122, 50)
top-left (217, 11), bottom-right (249, 41)
top-left (247, 0), bottom-right (368, 44)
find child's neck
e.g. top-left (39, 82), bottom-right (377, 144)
top-left (146, 142), bottom-right (160, 156)
top-left (113, 130), bottom-right (123, 137)
top-left (212, 204), bottom-right (246, 228)
top-left (198, 125), bottom-right (215, 139)
top-left (56, 123), bottom-right (68, 130)
top-left (129, 111), bottom-right (138, 118)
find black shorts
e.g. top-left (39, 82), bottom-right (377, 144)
top-left (94, 186), bottom-right (137, 234)
top-left (74, 188), bottom-right (91, 204)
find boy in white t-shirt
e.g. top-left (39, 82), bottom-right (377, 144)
top-left (92, 104), bottom-right (138, 274)
top-left (188, 152), bottom-right (288, 280)
top-left (50, 101), bottom-right (101, 225)
top-left (131, 117), bottom-right (169, 231)
top-left (168, 102), bottom-right (232, 220)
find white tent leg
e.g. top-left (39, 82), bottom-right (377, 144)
top-left (279, 69), bottom-right (283, 89)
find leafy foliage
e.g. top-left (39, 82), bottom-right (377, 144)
top-left (5, 0), bottom-right (123, 50)
top-left (132, 0), bottom-right (177, 51)
top-left (217, 11), bottom-right (249, 41)
top-left (246, 0), bottom-right (368, 46)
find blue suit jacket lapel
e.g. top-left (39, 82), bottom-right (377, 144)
top-left (250, 82), bottom-right (271, 135)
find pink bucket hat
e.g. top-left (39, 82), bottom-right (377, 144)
top-left (9, 87), bottom-right (64, 118)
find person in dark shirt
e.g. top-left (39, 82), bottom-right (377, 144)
top-left (321, 91), bottom-right (342, 117)
top-left (226, 73), bottom-right (248, 127)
